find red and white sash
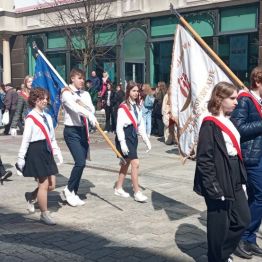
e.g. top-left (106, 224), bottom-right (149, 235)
top-left (238, 91), bottom-right (262, 118)
top-left (26, 114), bottom-right (53, 154)
top-left (203, 116), bottom-right (242, 160)
top-left (119, 103), bottom-right (138, 130)
top-left (19, 91), bottom-right (29, 101)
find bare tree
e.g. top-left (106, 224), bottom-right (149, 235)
top-left (42, 0), bottom-right (118, 71)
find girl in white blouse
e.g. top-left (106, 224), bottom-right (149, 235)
top-left (17, 88), bottom-right (63, 225)
top-left (115, 81), bottom-right (151, 202)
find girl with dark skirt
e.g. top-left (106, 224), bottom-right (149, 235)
top-left (194, 82), bottom-right (251, 262)
top-left (16, 88), bottom-right (63, 225)
top-left (115, 81), bottom-right (151, 202)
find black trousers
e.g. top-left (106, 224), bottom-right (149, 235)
top-left (105, 105), bottom-right (115, 132)
top-left (205, 189), bottom-right (250, 262)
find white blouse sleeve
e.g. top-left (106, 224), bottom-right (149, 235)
top-left (116, 107), bottom-right (126, 142)
top-left (47, 115), bottom-right (60, 155)
top-left (138, 115), bottom-right (149, 143)
top-left (18, 118), bottom-right (33, 160)
top-left (62, 90), bottom-right (93, 117)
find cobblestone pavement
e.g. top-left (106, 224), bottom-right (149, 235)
top-left (0, 128), bottom-right (261, 262)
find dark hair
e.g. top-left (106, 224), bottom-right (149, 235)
top-left (28, 88), bottom-right (49, 108)
top-left (125, 81), bottom-right (139, 109)
top-left (70, 68), bottom-right (85, 81)
top-left (207, 82), bottom-right (237, 115)
top-left (250, 66), bottom-right (262, 90)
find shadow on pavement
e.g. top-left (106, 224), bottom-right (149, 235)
top-left (151, 191), bottom-right (200, 221)
top-left (175, 223), bottom-right (207, 262)
top-left (0, 211), bottom-right (178, 262)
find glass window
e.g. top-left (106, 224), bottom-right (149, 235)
top-left (218, 32), bottom-right (258, 85)
top-left (151, 37), bottom-right (213, 86)
top-left (46, 53), bottom-right (67, 81)
top-left (47, 32), bottom-right (66, 49)
top-left (220, 5), bottom-right (258, 33)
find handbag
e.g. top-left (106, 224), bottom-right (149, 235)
top-left (2, 110), bottom-right (10, 125)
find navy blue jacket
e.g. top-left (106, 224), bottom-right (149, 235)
top-left (230, 95), bottom-right (262, 167)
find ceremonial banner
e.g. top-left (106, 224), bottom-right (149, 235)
top-left (170, 24), bottom-right (232, 158)
top-left (32, 55), bottom-right (65, 127)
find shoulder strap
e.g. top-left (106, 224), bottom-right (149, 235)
top-left (203, 116), bottom-right (242, 160)
top-left (26, 115), bottom-right (53, 154)
top-left (238, 92), bottom-right (262, 118)
top-left (19, 92), bottom-right (29, 100)
top-left (119, 103), bottom-right (138, 130)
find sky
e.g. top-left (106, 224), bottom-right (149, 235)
top-left (14, 0), bottom-right (39, 9)
top-left (14, 0), bottom-right (54, 9)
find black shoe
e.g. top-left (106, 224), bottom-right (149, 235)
top-left (234, 240), bottom-right (253, 259)
top-left (247, 242), bottom-right (262, 257)
top-left (0, 170), bottom-right (12, 180)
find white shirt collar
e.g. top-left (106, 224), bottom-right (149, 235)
top-left (250, 90), bottom-right (261, 102)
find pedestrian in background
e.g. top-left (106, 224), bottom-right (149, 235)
top-left (231, 66), bottom-right (262, 259)
top-left (141, 84), bottom-right (155, 138)
top-left (194, 82), bottom-right (250, 262)
top-left (10, 75), bottom-right (33, 136)
top-left (112, 84), bottom-right (125, 125)
top-left (0, 84), bottom-right (5, 127)
top-left (162, 87), bottom-right (176, 145)
top-left (1, 83), bottom-right (18, 135)
top-left (103, 82), bottom-right (116, 133)
top-left (152, 81), bottom-right (167, 137)
top-left (16, 88), bottom-right (63, 225)
top-left (88, 70), bottom-right (101, 109)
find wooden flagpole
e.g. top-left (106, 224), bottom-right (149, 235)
top-left (170, 3), bottom-right (246, 89)
top-left (32, 42), bottom-right (127, 165)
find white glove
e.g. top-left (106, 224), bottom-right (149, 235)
top-left (88, 113), bottom-right (98, 127)
top-left (120, 141), bottom-right (129, 156)
top-left (145, 139), bottom-right (151, 153)
top-left (55, 150), bottom-right (63, 166)
top-left (17, 158), bottom-right (25, 170)
top-left (10, 128), bottom-right (17, 137)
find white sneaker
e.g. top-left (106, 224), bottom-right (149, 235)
top-left (25, 192), bottom-right (36, 213)
top-left (114, 187), bottom-right (130, 198)
top-left (74, 195), bottom-right (86, 206)
top-left (134, 191), bottom-right (148, 202)
top-left (63, 187), bottom-right (77, 207)
top-left (40, 211), bottom-right (56, 225)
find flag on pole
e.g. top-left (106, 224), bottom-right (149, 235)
top-left (170, 24), bottom-right (232, 158)
top-left (32, 55), bottom-right (65, 127)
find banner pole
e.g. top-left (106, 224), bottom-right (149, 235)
top-left (32, 42), bottom-right (127, 165)
top-left (170, 3), bottom-right (246, 89)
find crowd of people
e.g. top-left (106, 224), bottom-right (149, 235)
top-left (1, 66), bottom-right (262, 261)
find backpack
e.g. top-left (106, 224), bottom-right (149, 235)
top-left (144, 95), bottom-right (155, 108)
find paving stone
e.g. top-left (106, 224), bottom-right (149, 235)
top-left (0, 132), bottom-right (262, 262)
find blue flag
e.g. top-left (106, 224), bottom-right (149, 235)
top-left (32, 55), bottom-right (65, 127)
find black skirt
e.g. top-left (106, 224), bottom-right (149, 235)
top-left (115, 125), bottom-right (138, 160)
top-left (23, 140), bottom-right (58, 178)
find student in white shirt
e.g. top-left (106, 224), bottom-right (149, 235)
top-left (61, 68), bottom-right (98, 207)
top-left (114, 81), bottom-right (151, 202)
top-left (17, 88), bottom-right (63, 225)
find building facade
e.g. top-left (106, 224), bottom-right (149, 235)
top-left (0, 0), bottom-right (260, 88)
